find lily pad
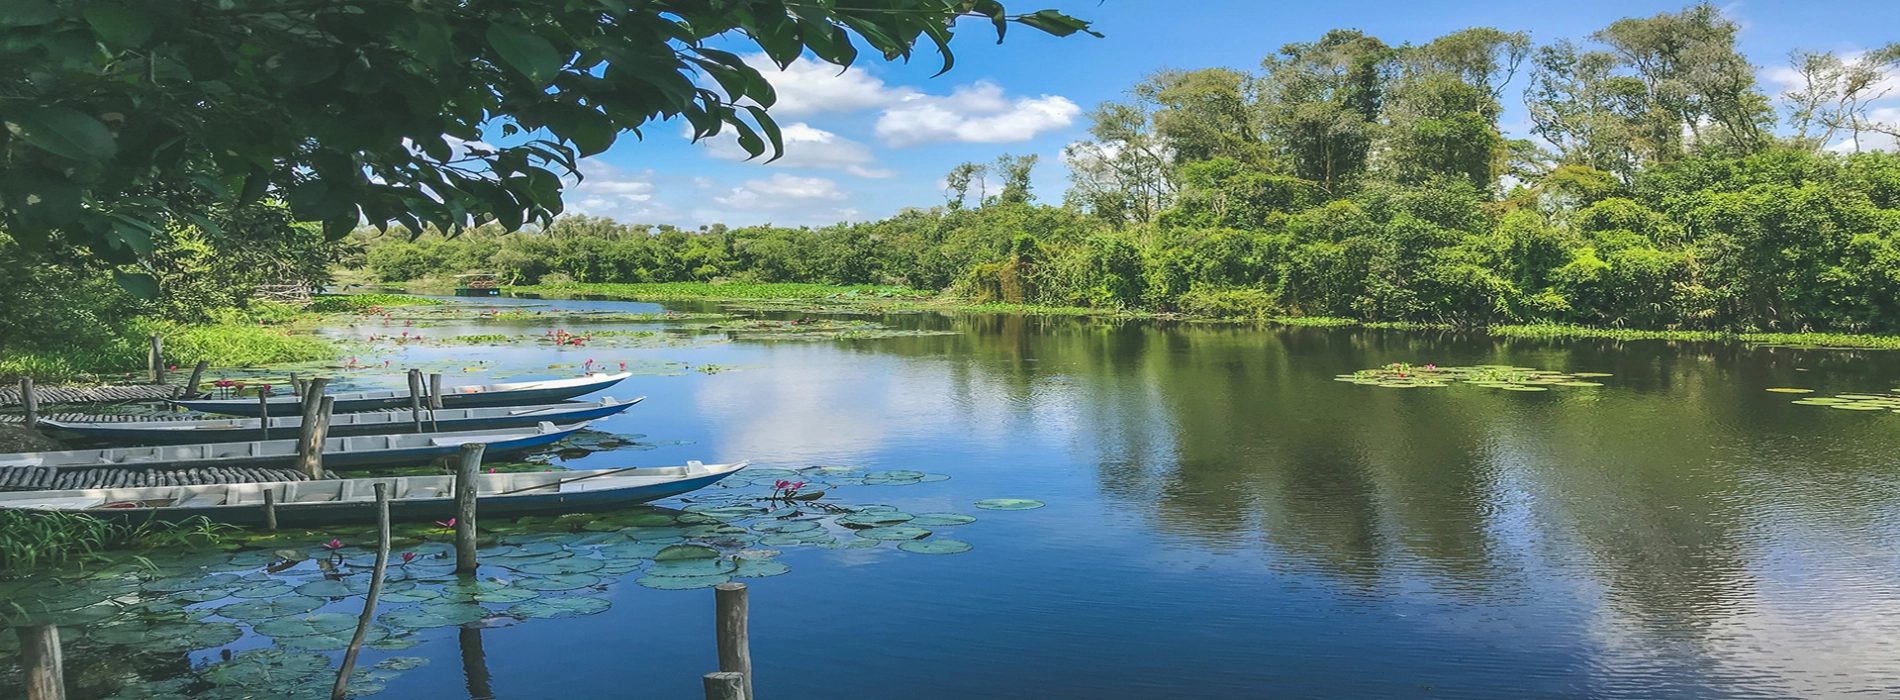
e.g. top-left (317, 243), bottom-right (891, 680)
top-left (255, 612), bottom-right (359, 638)
top-left (217, 595), bottom-right (325, 621)
top-left (856, 526), bottom-right (932, 541)
top-left (202, 649), bottom-right (331, 688)
top-left (635, 573), bottom-right (730, 590)
top-left (440, 580), bottom-right (538, 603)
top-left (898, 539), bottom-right (973, 555)
top-left (907, 513), bottom-right (977, 526)
top-left (378, 602), bottom-right (489, 629)
top-left (278, 625), bottom-right (391, 651)
top-left (1766, 387), bottom-right (1814, 393)
top-left (295, 578), bottom-right (372, 598)
top-left (653, 544), bottom-right (720, 561)
top-left (752, 519), bottom-right (824, 534)
top-left (646, 558), bottom-right (739, 577)
top-left (508, 596), bottom-right (612, 619)
top-left (516, 557), bottom-right (604, 575)
top-left (836, 512), bottom-right (914, 529)
top-left (974, 499), bottom-right (1045, 511)
top-left (513, 573), bottom-right (602, 591)
top-left (229, 581), bottom-right (296, 598)
top-left (730, 559), bottom-right (792, 578)
top-left (143, 573), bottom-right (240, 592)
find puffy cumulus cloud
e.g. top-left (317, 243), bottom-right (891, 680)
top-left (702, 122), bottom-right (895, 178)
top-left (562, 161), bottom-right (676, 222)
top-left (741, 55), bottom-right (903, 116)
top-left (712, 174), bottom-right (849, 210)
top-left (874, 81), bottom-right (1080, 147)
top-left (735, 56), bottom-right (1078, 146)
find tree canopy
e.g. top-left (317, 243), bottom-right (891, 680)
top-left (0, 0), bottom-right (1096, 292)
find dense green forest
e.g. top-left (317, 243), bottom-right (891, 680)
top-left (360, 5), bottom-right (1900, 333)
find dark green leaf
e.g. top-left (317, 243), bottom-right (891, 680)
top-left (0, 0), bottom-right (57, 27)
top-left (83, 6), bottom-right (153, 47)
top-left (112, 271), bottom-right (158, 298)
top-left (1013, 10), bottom-right (1103, 38)
top-left (486, 25), bottom-right (563, 87)
top-left (7, 107), bottom-right (117, 162)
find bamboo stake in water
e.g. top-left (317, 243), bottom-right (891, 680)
top-left (407, 369), bottom-right (424, 433)
top-left (428, 373), bottom-right (443, 431)
top-left (18, 624), bottom-right (65, 700)
top-left (454, 443), bottom-right (485, 574)
top-left (149, 334), bottom-right (163, 384)
top-left (20, 377), bottom-right (38, 430)
top-left (181, 360), bottom-right (208, 399)
top-left (332, 482), bottom-right (392, 700)
top-left (703, 672), bottom-right (745, 700)
top-left (715, 582), bottom-right (753, 700)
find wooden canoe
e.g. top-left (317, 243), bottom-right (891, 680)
top-left (0, 461), bottom-right (748, 526)
top-left (0, 422), bottom-right (588, 472)
top-left (42, 397), bottom-right (643, 445)
top-left (172, 372), bottom-right (633, 417)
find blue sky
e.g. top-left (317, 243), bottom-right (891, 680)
top-left (562, 1), bottom-right (1900, 229)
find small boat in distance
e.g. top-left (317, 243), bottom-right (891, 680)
top-left (455, 272), bottom-right (502, 297)
top-left (0, 461), bottom-right (748, 526)
top-left (173, 372), bottom-right (633, 417)
top-left (43, 397), bottom-right (644, 445)
top-left (0, 422), bottom-right (588, 473)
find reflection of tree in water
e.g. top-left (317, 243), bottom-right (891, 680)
top-left (923, 315), bottom-right (1900, 663)
top-left (461, 627), bottom-right (496, 700)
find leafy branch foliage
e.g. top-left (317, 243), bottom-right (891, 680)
top-left (0, 0), bottom-right (1096, 291)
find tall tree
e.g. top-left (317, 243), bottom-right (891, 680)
top-left (1592, 3), bottom-right (1773, 157)
top-left (1139, 68), bottom-right (1265, 166)
top-left (1782, 45), bottom-right (1900, 152)
top-left (1064, 97), bottom-right (1177, 224)
top-left (1525, 40), bottom-right (1652, 180)
top-left (1259, 29), bottom-right (1398, 193)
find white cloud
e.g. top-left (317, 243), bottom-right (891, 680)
top-left (703, 122), bottom-right (895, 178)
top-left (712, 174), bottom-right (849, 210)
top-left (742, 55), bottom-right (905, 116)
top-left (737, 56), bottom-right (1079, 147)
top-left (563, 161), bottom-right (674, 222)
top-left (875, 81), bottom-right (1080, 147)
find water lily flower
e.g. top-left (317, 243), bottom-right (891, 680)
top-left (437, 518), bottom-right (456, 528)
top-left (324, 539), bottom-right (343, 550)
top-left (792, 481), bottom-right (806, 489)
top-left (774, 480), bottom-right (791, 489)
top-left (400, 552), bottom-right (416, 564)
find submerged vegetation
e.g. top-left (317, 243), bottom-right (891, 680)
top-left (0, 511), bottom-right (234, 572)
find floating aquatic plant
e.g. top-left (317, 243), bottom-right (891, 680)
top-left (1338, 363), bottom-right (1611, 391)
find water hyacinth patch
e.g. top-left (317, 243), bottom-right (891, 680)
top-left (1339, 363), bottom-right (1611, 391)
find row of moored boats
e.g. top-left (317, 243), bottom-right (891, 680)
top-left (0, 372), bottom-right (746, 524)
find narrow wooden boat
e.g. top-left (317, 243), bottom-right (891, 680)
top-left (0, 461), bottom-right (748, 526)
top-left (172, 372), bottom-right (633, 417)
top-left (42, 397), bottom-right (643, 445)
top-left (0, 422), bottom-right (588, 472)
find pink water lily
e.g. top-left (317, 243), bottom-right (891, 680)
top-left (324, 539), bottom-right (343, 550)
top-left (400, 552), bottom-right (416, 564)
top-left (775, 480), bottom-right (791, 489)
top-left (437, 518), bottom-right (456, 528)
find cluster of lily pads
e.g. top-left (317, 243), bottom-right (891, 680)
top-left (1337, 363), bottom-right (1611, 391)
top-left (0, 465), bottom-right (1042, 699)
top-left (1773, 388), bottom-right (1900, 411)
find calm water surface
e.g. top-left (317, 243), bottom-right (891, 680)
top-left (46, 296), bottom-right (1900, 698)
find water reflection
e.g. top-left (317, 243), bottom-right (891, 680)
top-left (458, 628), bottom-right (494, 700)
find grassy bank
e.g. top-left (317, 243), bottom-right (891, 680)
top-left (1489, 324), bottom-right (1900, 349)
top-left (308, 293), bottom-right (446, 312)
top-left (0, 307), bottom-right (342, 384)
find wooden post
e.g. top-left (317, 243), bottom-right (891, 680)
top-left (257, 390), bottom-right (271, 441)
top-left (333, 482), bottom-right (391, 700)
top-left (407, 369), bottom-right (424, 433)
top-left (703, 672), bottom-right (746, 700)
top-left (454, 443), bottom-right (484, 574)
top-left (289, 372), bottom-right (301, 396)
top-left (715, 582), bottom-right (752, 700)
top-left (428, 373), bottom-right (443, 431)
top-left (262, 488), bottom-right (278, 531)
top-left (18, 624), bottom-right (65, 700)
top-left (295, 378), bottom-right (330, 479)
top-left (20, 377), bottom-right (38, 430)
top-left (181, 360), bottom-right (209, 398)
top-left (310, 396), bottom-right (335, 478)
top-left (148, 334), bottom-right (164, 384)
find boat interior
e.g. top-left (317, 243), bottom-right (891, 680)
top-left (0, 461), bottom-right (739, 512)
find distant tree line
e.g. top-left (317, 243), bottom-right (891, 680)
top-left (360, 3), bottom-right (1900, 333)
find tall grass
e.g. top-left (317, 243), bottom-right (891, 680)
top-left (0, 511), bottom-right (236, 571)
top-left (0, 314), bottom-right (339, 383)
top-left (308, 293), bottom-right (445, 312)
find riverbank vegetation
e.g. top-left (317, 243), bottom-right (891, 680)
top-left (346, 4), bottom-right (1900, 338)
top-left (0, 510), bottom-right (233, 572)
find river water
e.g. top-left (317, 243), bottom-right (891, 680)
top-left (17, 295), bottom-right (1900, 699)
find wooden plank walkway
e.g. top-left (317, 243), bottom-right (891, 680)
top-left (0, 382), bottom-right (194, 408)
